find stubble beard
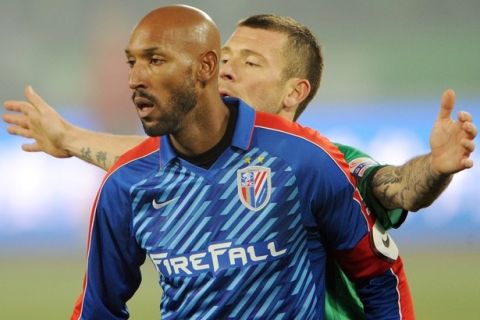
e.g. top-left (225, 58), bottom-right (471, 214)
top-left (142, 78), bottom-right (198, 137)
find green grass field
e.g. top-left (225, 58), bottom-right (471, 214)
top-left (1, 249), bottom-right (479, 319)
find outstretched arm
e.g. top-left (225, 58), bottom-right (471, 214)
top-left (372, 89), bottom-right (477, 211)
top-left (3, 86), bottom-right (145, 171)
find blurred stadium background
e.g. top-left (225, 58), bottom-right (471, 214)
top-left (1, 0), bottom-right (479, 318)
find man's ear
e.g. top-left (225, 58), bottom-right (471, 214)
top-left (197, 50), bottom-right (219, 84)
top-left (283, 78), bottom-right (311, 111)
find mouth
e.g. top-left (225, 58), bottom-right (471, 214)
top-left (133, 96), bottom-right (155, 118)
top-left (219, 90), bottom-right (233, 98)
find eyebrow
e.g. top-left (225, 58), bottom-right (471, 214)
top-left (221, 47), bottom-right (265, 60)
top-left (125, 47), bottom-right (161, 56)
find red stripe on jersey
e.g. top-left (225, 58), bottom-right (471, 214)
top-left (391, 257), bottom-right (415, 320)
top-left (110, 137), bottom-right (160, 172)
top-left (333, 233), bottom-right (392, 281)
top-left (255, 111), bottom-right (356, 184)
top-left (333, 236), bottom-right (415, 319)
top-left (71, 137), bottom-right (159, 320)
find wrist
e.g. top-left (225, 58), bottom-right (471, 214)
top-left (60, 120), bottom-right (81, 157)
top-left (429, 154), bottom-right (452, 180)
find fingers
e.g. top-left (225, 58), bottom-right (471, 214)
top-left (463, 121), bottom-right (477, 138)
top-left (461, 138), bottom-right (475, 153)
top-left (459, 136), bottom-right (475, 171)
top-left (457, 111), bottom-right (473, 122)
top-left (22, 143), bottom-right (42, 153)
top-left (457, 111), bottom-right (477, 140)
top-left (6, 125), bottom-right (33, 138)
top-left (437, 89), bottom-right (456, 120)
top-left (2, 113), bottom-right (29, 129)
top-left (24, 85), bottom-right (47, 111)
top-left (4, 100), bottom-right (36, 115)
top-left (461, 158), bottom-right (474, 169)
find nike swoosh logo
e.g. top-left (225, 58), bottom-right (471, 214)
top-left (382, 234), bottom-right (390, 248)
top-left (152, 197), bottom-right (179, 210)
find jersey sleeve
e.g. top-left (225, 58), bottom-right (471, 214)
top-left (71, 173), bottom-right (146, 320)
top-left (334, 143), bottom-right (408, 229)
top-left (305, 144), bottom-right (414, 319)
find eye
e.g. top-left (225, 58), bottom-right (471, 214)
top-left (126, 59), bottom-right (135, 68)
top-left (220, 58), bottom-right (229, 65)
top-left (245, 61), bottom-right (260, 67)
top-left (150, 57), bottom-right (165, 65)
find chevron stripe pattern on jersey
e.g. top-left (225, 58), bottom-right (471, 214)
top-left (130, 146), bottom-right (319, 319)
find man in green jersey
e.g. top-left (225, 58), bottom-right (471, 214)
top-left (3, 14), bottom-right (476, 319)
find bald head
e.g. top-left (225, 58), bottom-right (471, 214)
top-left (126, 5), bottom-right (222, 91)
top-left (129, 5), bottom-right (220, 67)
top-left (140, 5), bottom-right (219, 47)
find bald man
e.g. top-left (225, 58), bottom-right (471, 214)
top-left (64, 5), bottom-right (414, 319)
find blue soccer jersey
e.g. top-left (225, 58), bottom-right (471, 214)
top-left (72, 98), bottom-right (413, 319)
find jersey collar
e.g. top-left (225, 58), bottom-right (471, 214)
top-left (159, 97), bottom-right (256, 168)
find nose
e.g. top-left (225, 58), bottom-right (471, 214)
top-left (219, 60), bottom-right (236, 82)
top-left (128, 63), bottom-right (147, 90)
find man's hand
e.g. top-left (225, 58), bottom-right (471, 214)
top-left (371, 89), bottom-right (477, 211)
top-left (430, 89), bottom-right (477, 175)
top-left (3, 85), bottom-right (72, 158)
top-left (4, 85), bottom-right (146, 171)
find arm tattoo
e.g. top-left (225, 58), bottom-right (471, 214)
top-left (96, 151), bottom-right (108, 169)
top-left (372, 154), bottom-right (452, 211)
top-left (81, 147), bottom-right (93, 162)
top-left (371, 167), bottom-right (404, 209)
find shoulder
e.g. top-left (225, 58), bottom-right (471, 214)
top-left (255, 112), bottom-right (330, 146)
top-left (333, 143), bottom-right (380, 178)
top-left (254, 112), bottom-right (354, 185)
top-left (103, 137), bottom-right (160, 192)
top-left (110, 137), bottom-right (160, 173)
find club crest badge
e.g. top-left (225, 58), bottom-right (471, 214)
top-left (237, 166), bottom-right (272, 211)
